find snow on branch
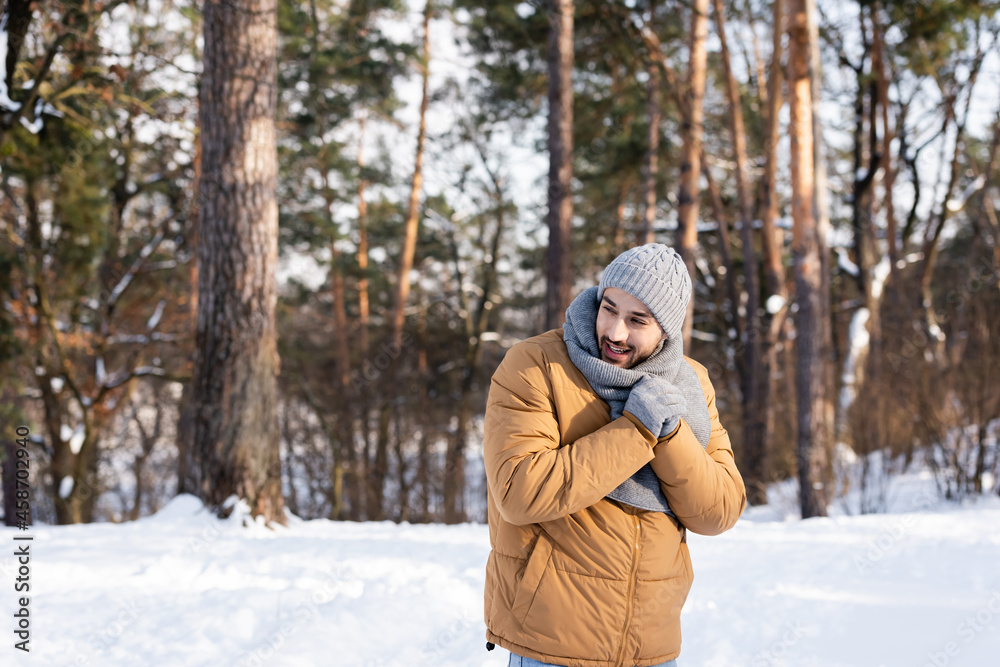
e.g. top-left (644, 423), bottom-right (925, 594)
top-left (945, 174), bottom-right (987, 213)
top-left (0, 14), bottom-right (23, 113)
top-left (107, 213), bottom-right (173, 308)
top-left (100, 365), bottom-right (166, 393)
top-left (836, 248), bottom-right (860, 277)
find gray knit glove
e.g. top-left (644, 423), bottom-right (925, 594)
top-left (623, 375), bottom-right (687, 438)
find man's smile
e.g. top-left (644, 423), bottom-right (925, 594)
top-left (602, 338), bottom-right (632, 363)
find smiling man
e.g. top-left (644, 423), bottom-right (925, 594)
top-left (483, 243), bottom-right (746, 667)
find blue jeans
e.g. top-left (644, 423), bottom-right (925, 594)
top-left (508, 652), bottom-right (677, 667)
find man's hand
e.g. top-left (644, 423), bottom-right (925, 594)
top-left (624, 375), bottom-right (687, 437)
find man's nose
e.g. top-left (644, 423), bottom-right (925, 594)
top-left (610, 317), bottom-right (628, 342)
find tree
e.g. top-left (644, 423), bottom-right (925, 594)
top-left (675, 0), bottom-right (709, 349)
top-left (187, 0), bottom-right (285, 524)
top-left (711, 0), bottom-right (769, 505)
top-left (637, 0), bottom-right (661, 247)
top-left (0, 0), bottom-right (49, 148)
top-left (544, 0), bottom-right (575, 330)
top-left (391, 1), bottom-right (433, 350)
top-left (2, 0), bottom-right (196, 523)
top-left (368, 0), bottom-right (434, 522)
top-left (788, 0), bottom-right (827, 518)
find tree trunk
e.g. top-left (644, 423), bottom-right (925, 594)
top-left (613, 178), bottom-right (631, 257)
top-left (444, 146), bottom-right (508, 523)
top-left (788, 0), bottom-right (827, 518)
top-left (675, 0), bottom-right (709, 349)
top-left (50, 418), bottom-right (101, 525)
top-left (372, 0), bottom-right (432, 521)
top-left (394, 417), bottom-right (410, 522)
top-left (25, 179), bottom-right (103, 524)
top-left (279, 399), bottom-right (299, 517)
top-left (74, 428), bottom-right (101, 524)
top-left (756, 0), bottom-right (790, 505)
top-left (352, 116), bottom-right (370, 521)
top-left (980, 114), bottom-right (1000, 292)
top-left (324, 171), bottom-right (351, 520)
top-left (357, 115), bottom-right (371, 359)
top-left (847, 9), bottom-right (893, 469)
top-left (189, 0), bottom-right (285, 524)
top-left (807, 0), bottom-right (835, 510)
top-left (370, 402), bottom-right (391, 521)
top-left (176, 117), bottom-right (202, 497)
top-left (849, 27), bottom-right (873, 303)
top-left (391, 1), bottom-right (432, 350)
top-left (915, 59), bottom-right (982, 341)
top-left (415, 430), bottom-right (432, 522)
top-left (758, 0), bottom-right (786, 302)
top-left (872, 11), bottom-right (898, 277)
top-left (327, 240), bottom-right (350, 521)
top-left (1, 437), bottom-right (20, 526)
top-left (712, 0), bottom-right (767, 505)
top-left (640, 14), bottom-right (660, 247)
top-left (0, 0), bottom-right (35, 146)
top-left (544, 0), bottom-right (574, 331)
top-left (129, 392), bottom-right (162, 521)
top-left (701, 158), bottom-right (741, 353)
top-left (0, 380), bottom-right (26, 526)
top-left (413, 288), bottom-right (433, 522)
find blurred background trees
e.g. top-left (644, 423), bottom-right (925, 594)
top-left (1, 0), bottom-right (998, 525)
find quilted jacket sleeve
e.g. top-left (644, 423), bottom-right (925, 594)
top-left (484, 341), bottom-right (658, 526)
top-left (646, 362), bottom-right (747, 535)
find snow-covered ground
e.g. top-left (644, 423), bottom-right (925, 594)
top-left (2, 471), bottom-right (999, 667)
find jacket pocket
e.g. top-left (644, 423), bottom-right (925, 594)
top-left (511, 531), bottom-right (553, 625)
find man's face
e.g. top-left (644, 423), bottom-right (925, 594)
top-left (595, 287), bottom-right (667, 368)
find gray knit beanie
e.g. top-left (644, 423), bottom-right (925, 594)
top-left (597, 244), bottom-right (692, 336)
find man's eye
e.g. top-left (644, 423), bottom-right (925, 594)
top-left (633, 319), bottom-right (647, 326)
top-left (602, 305), bottom-right (614, 313)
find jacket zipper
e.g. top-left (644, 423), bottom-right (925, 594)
top-left (614, 513), bottom-right (641, 667)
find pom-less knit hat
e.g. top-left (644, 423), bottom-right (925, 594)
top-left (597, 243), bottom-right (692, 336)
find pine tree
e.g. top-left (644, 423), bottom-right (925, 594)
top-left (188, 0), bottom-right (285, 524)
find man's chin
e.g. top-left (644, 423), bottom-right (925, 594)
top-left (601, 351), bottom-right (632, 368)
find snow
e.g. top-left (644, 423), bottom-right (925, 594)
top-left (765, 294), bottom-right (786, 315)
top-left (946, 175), bottom-right (988, 212)
top-left (871, 255), bottom-right (891, 301)
top-left (107, 271), bottom-right (135, 306)
top-left (0, 14), bottom-right (23, 112)
top-left (839, 306), bottom-right (870, 417)
top-left (58, 476), bottom-right (74, 499)
top-left (836, 247), bottom-right (860, 277)
top-left (146, 299), bottom-right (166, 330)
top-left (61, 423), bottom-right (86, 454)
top-left (109, 333), bottom-right (150, 344)
top-left (18, 114), bottom-right (43, 134)
top-left (695, 256), bottom-right (715, 288)
top-left (69, 425), bottom-right (85, 454)
top-left (2, 470), bottom-right (999, 667)
top-left (17, 98), bottom-right (64, 134)
top-left (96, 356), bottom-right (107, 386)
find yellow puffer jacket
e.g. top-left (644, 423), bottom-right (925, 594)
top-left (483, 329), bottom-right (746, 667)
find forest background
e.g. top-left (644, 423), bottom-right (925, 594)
top-left (1, 0), bottom-right (998, 527)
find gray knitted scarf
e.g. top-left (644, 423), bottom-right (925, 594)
top-left (563, 286), bottom-right (711, 514)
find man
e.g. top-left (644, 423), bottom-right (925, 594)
top-left (482, 243), bottom-right (746, 667)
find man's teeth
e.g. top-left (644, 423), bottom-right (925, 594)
top-left (609, 344), bottom-right (627, 354)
